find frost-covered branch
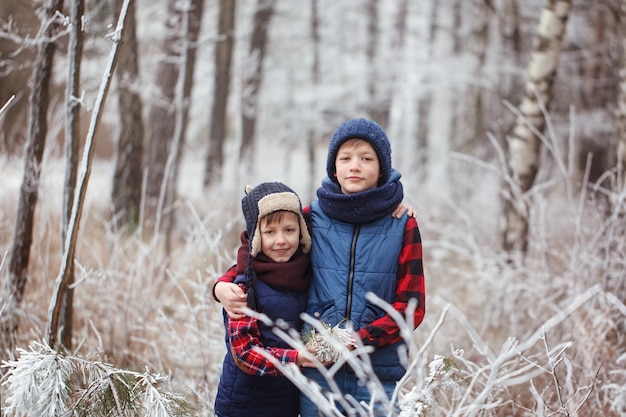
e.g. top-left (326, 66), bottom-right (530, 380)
top-left (243, 282), bottom-right (609, 417)
top-left (1, 341), bottom-right (195, 417)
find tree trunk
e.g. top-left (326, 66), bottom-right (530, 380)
top-left (609, 0), bottom-right (626, 221)
top-left (204, 0), bottom-right (236, 188)
top-left (59, 0), bottom-right (84, 351)
top-left (143, 1), bottom-right (181, 233)
top-left (144, 0), bottom-right (203, 239)
top-left (416, 0), bottom-right (439, 170)
top-left (612, 0), bottom-right (626, 213)
top-left (111, 0), bottom-right (144, 232)
top-left (164, 0), bottom-right (204, 252)
top-left (502, 0), bottom-right (572, 254)
top-left (365, 0), bottom-right (380, 121)
top-left (2, 0), bottom-right (63, 353)
top-left (305, 0), bottom-right (321, 202)
top-left (47, 0), bottom-right (132, 348)
top-left (499, 0), bottom-right (524, 114)
top-left (458, 0), bottom-right (490, 154)
top-left (240, 0), bottom-right (275, 168)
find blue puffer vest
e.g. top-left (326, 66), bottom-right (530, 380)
top-left (214, 277), bottom-right (308, 417)
top-left (306, 201), bottom-right (408, 381)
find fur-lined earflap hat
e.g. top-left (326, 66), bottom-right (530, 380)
top-left (241, 182), bottom-right (312, 257)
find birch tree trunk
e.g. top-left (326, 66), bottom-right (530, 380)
top-left (204, 0), bottom-right (236, 187)
top-left (2, 0), bottom-right (63, 353)
top-left (111, 0), bottom-right (144, 231)
top-left (58, 0), bottom-right (84, 350)
top-left (240, 0), bottom-right (275, 168)
top-left (501, 0), bottom-right (571, 254)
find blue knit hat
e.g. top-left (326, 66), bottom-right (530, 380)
top-left (326, 118), bottom-right (392, 186)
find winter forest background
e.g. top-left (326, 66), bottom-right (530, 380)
top-left (1, 0), bottom-right (626, 415)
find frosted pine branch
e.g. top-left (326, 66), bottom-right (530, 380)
top-left (1, 341), bottom-right (195, 417)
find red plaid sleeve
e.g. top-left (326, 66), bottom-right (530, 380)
top-left (356, 216), bottom-right (426, 347)
top-left (228, 316), bottom-right (299, 376)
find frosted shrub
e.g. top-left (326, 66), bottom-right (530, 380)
top-left (2, 341), bottom-right (195, 417)
top-left (603, 353), bottom-right (626, 415)
top-left (399, 351), bottom-right (466, 417)
top-left (250, 285), bottom-right (615, 417)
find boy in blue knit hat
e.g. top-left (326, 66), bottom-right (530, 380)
top-left (214, 182), bottom-right (316, 417)
top-left (215, 118), bottom-right (426, 417)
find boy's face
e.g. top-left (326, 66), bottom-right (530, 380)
top-left (334, 139), bottom-right (381, 194)
top-left (259, 211), bottom-right (301, 262)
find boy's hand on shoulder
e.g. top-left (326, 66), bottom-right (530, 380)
top-left (393, 202), bottom-right (416, 219)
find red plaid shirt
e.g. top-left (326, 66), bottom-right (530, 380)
top-left (227, 314), bottom-right (298, 376)
top-left (215, 206), bottom-right (425, 370)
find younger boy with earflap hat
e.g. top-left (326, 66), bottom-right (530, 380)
top-left (214, 182), bottom-right (315, 417)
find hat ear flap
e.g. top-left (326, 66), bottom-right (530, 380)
top-left (299, 216), bottom-right (312, 254)
top-left (250, 219), bottom-right (263, 257)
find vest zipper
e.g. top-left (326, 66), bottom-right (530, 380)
top-left (345, 224), bottom-right (360, 321)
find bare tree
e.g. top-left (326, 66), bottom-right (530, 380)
top-left (0, 2), bottom-right (37, 153)
top-left (387, 0), bottom-right (409, 124)
top-left (499, 0), bottom-right (523, 104)
top-left (240, 0), bottom-right (276, 167)
top-left (142, 4), bottom-right (178, 232)
top-left (300, 0), bottom-right (321, 203)
top-left (47, 0), bottom-right (132, 348)
top-left (2, 0), bottom-right (64, 353)
top-left (143, 0), bottom-right (204, 240)
top-left (111, 0), bottom-right (144, 231)
top-left (365, 0), bottom-right (381, 122)
top-left (58, 0), bottom-right (85, 350)
top-left (416, 0), bottom-right (439, 169)
top-left (204, 0), bottom-right (236, 188)
top-left (611, 0), bottom-right (626, 214)
top-left (501, 0), bottom-right (572, 254)
top-left (457, 0), bottom-right (491, 153)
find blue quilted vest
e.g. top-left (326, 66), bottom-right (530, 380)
top-left (306, 201), bottom-right (408, 381)
top-left (214, 277), bottom-right (308, 417)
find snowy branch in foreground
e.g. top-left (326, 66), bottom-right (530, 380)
top-left (1, 341), bottom-right (195, 417)
top-left (248, 285), bottom-right (609, 417)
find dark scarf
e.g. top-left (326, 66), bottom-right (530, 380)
top-left (236, 231), bottom-right (311, 291)
top-left (316, 169), bottom-right (404, 223)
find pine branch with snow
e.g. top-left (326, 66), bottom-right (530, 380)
top-left (1, 341), bottom-right (195, 417)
